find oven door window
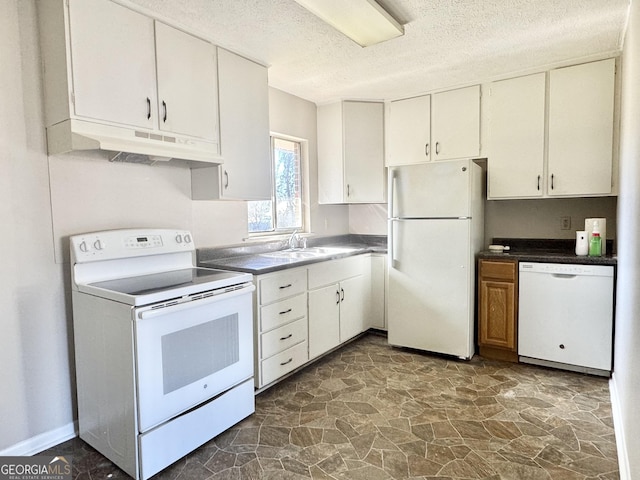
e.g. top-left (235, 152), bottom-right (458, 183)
top-left (135, 287), bottom-right (254, 433)
top-left (161, 314), bottom-right (239, 394)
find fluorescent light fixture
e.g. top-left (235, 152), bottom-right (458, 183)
top-left (294, 0), bottom-right (404, 47)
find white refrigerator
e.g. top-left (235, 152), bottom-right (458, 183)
top-left (387, 159), bottom-right (484, 359)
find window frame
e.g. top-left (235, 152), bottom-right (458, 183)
top-left (247, 134), bottom-right (307, 237)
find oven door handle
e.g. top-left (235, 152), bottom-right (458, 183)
top-left (137, 284), bottom-right (255, 320)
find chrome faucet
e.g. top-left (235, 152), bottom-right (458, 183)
top-left (288, 230), bottom-right (301, 249)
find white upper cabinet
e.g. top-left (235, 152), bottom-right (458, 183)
top-left (192, 49), bottom-right (271, 200)
top-left (487, 73), bottom-right (546, 199)
top-left (547, 59), bottom-right (615, 197)
top-left (431, 85), bottom-right (481, 161)
top-left (68, 0), bottom-right (156, 129)
top-left (38, 0), bottom-right (221, 161)
top-left (387, 85), bottom-right (480, 166)
top-left (487, 59), bottom-right (616, 199)
top-left (387, 95), bottom-right (431, 166)
top-left (155, 22), bottom-right (218, 142)
top-left (318, 101), bottom-right (385, 204)
top-left (67, 0), bottom-right (218, 141)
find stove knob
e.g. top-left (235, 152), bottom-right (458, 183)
top-left (94, 239), bottom-right (105, 250)
top-left (184, 234), bottom-right (192, 244)
top-left (79, 240), bottom-right (89, 252)
top-left (175, 234), bottom-right (183, 244)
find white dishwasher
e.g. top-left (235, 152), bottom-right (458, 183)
top-left (518, 262), bottom-right (614, 376)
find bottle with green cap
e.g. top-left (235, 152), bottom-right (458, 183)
top-left (589, 221), bottom-right (602, 257)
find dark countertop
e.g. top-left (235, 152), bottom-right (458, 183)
top-left (477, 238), bottom-right (617, 266)
top-left (198, 234), bottom-right (387, 275)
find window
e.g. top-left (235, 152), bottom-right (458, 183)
top-left (248, 136), bottom-right (304, 234)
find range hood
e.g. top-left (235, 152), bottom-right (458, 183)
top-left (46, 118), bottom-right (223, 165)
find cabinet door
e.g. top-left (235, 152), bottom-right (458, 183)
top-left (479, 279), bottom-right (516, 350)
top-left (339, 275), bottom-right (366, 342)
top-left (155, 23), bottom-right (218, 142)
top-left (343, 102), bottom-right (385, 203)
top-left (68, 0), bottom-right (156, 128)
top-left (317, 103), bottom-right (345, 204)
top-left (548, 59), bottom-right (615, 196)
top-left (216, 48), bottom-right (271, 200)
top-left (387, 95), bottom-right (430, 166)
top-left (431, 85), bottom-right (480, 161)
top-left (308, 284), bottom-right (340, 360)
top-left (488, 74), bottom-right (545, 199)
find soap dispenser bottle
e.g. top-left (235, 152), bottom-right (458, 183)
top-left (589, 221), bottom-right (602, 257)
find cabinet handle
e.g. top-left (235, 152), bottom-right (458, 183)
top-left (224, 170), bottom-right (229, 189)
top-left (435, 142), bottom-right (440, 155)
top-left (559, 344), bottom-right (565, 349)
top-left (537, 175), bottom-right (541, 191)
top-left (279, 283), bottom-right (292, 290)
top-left (146, 97), bottom-right (151, 120)
top-left (347, 184), bottom-right (351, 197)
top-left (336, 290), bottom-right (340, 304)
top-left (341, 288), bottom-right (345, 302)
top-left (551, 174), bottom-right (555, 190)
top-left (280, 333), bottom-right (293, 341)
top-left (162, 100), bottom-right (167, 122)
top-left (279, 308), bottom-right (292, 315)
top-left (425, 143), bottom-right (430, 156)
top-left (280, 358), bottom-right (293, 366)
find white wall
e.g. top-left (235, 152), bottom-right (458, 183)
top-left (611, 0), bottom-right (640, 476)
top-left (0, 0), bottom-right (74, 453)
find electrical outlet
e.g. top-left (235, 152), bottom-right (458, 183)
top-left (561, 216), bottom-right (571, 230)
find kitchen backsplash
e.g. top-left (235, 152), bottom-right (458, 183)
top-left (348, 196), bottom-right (618, 245)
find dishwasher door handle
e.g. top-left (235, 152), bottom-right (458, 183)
top-left (551, 273), bottom-right (577, 279)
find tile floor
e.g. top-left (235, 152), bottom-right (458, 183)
top-left (44, 333), bottom-right (619, 479)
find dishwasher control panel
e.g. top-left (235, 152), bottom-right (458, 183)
top-left (519, 262), bottom-right (613, 277)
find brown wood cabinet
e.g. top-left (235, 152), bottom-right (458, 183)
top-left (478, 259), bottom-right (518, 362)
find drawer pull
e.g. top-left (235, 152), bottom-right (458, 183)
top-left (280, 333), bottom-right (293, 341)
top-left (280, 358), bottom-right (293, 366)
top-left (279, 308), bottom-right (292, 315)
top-left (279, 284), bottom-right (293, 289)
top-left (559, 344), bottom-right (565, 349)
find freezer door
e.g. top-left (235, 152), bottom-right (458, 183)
top-left (387, 218), bottom-right (474, 358)
top-left (389, 159), bottom-right (473, 218)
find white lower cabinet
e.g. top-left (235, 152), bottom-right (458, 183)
top-left (254, 268), bottom-right (308, 388)
top-left (253, 254), bottom-right (374, 388)
top-left (308, 256), bottom-right (368, 360)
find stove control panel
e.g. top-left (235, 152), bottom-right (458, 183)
top-left (71, 229), bottom-right (194, 263)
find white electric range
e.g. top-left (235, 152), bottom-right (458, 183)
top-left (70, 228), bottom-right (255, 480)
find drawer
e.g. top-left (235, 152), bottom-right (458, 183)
top-left (260, 293), bottom-right (306, 332)
top-left (480, 260), bottom-right (516, 281)
top-left (259, 268), bottom-right (307, 304)
top-left (261, 317), bottom-right (307, 359)
top-left (261, 341), bottom-right (308, 386)
top-left (308, 255), bottom-right (367, 289)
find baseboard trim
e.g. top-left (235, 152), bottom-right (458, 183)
top-left (610, 374), bottom-right (631, 480)
top-left (0, 421), bottom-right (77, 456)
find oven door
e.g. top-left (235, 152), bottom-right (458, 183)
top-left (134, 284), bottom-right (255, 433)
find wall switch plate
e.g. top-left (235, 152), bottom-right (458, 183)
top-left (561, 216), bottom-right (571, 230)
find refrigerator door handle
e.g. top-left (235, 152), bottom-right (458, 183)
top-left (388, 168), bottom-right (398, 269)
top-left (388, 218), bottom-right (398, 269)
top-left (388, 168), bottom-right (397, 219)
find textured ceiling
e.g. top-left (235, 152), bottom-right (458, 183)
top-left (128, 0), bottom-right (630, 104)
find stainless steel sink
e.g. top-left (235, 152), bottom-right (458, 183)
top-left (260, 246), bottom-right (359, 260)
